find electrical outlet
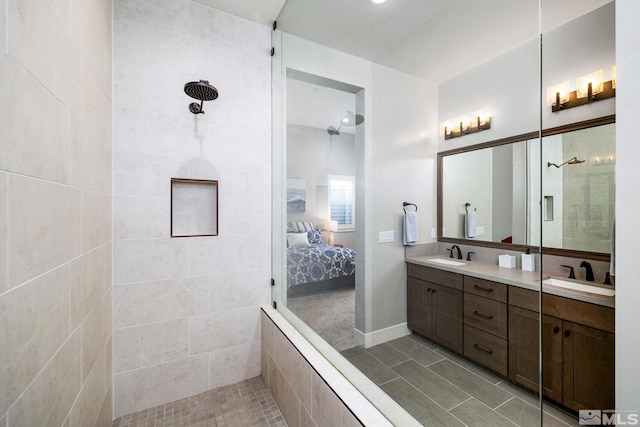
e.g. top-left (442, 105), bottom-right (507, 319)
top-left (379, 231), bottom-right (394, 243)
top-left (431, 228), bottom-right (436, 238)
top-left (476, 226), bottom-right (485, 236)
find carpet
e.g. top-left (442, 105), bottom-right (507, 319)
top-left (287, 287), bottom-right (355, 352)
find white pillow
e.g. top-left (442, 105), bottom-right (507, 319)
top-left (287, 232), bottom-right (310, 248)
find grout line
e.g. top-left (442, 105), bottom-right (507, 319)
top-left (493, 395), bottom-right (516, 411)
top-left (447, 396), bottom-right (472, 412)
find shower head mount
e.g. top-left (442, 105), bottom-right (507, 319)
top-left (184, 80), bottom-right (219, 114)
top-left (547, 156), bottom-right (586, 168)
top-left (326, 111), bottom-right (364, 136)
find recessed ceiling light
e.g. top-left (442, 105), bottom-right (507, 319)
top-left (367, 0), bottom-right (388, 5)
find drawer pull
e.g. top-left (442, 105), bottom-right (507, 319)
top-left (472, 310), bottom-right (493, 320)
top-left (473, 284), bottom-right (494, 293)
top-left (473, 343), bottom-right (493, 355)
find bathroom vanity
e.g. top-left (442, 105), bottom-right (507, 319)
top-left (406, 257), bottom-right (615, 413)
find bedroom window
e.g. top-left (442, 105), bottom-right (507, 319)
top-left (328, 175), bottom-right (355, 229)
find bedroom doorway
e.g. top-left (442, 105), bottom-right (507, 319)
top-left (281, 69), bottom-right (364, 352)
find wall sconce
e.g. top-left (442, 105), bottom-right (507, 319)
top-left (443, 113), bottom-right (491, 140)
top-left (548, 66), bottom-right (616, 112)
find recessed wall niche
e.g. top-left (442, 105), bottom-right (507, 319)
top-left (171, 178), bottom-right (218, 237)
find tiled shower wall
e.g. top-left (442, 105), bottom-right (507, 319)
top-left (0, 0), bottom-right (113, 425)
top-left (112, 0), bottom-right (272, 418)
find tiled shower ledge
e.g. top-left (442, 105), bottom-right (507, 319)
top-left (262, 305), bottom-right (419, 426)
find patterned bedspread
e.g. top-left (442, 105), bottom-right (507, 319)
top-left (287, 244), bottom-right (356, 287)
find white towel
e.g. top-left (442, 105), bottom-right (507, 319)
top-left (465, 211), bottom-right (476, 239)
top-left (403, 212), bottom-right (418, 246)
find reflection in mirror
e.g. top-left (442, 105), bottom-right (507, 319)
top-left (441, 141), bottom-right (528, 244)
top-left (536, 122), bottom-right (615, 253)
top-left (440, 119), bottom-right (615, 256)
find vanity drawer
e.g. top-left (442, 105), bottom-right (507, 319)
top-left (464, 276), bottom-right (507, 302)
top-left (509, 286), bottom-right (539, 312)
top-left (464, 325), bottom-right (508, 376)
top-left (407, 264), bottom-right (462, 290)
top-left (464, 294), bottom-right (507, 338)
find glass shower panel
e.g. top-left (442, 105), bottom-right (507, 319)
top-left (272, 0), bottom-right (546, 425)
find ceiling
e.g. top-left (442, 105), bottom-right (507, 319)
top-left (194, 0), bottom-right (612, 129)
top-left (196, 0), bottom-right (611, 84)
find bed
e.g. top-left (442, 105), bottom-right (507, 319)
top-left (286, 222), bottom-right (356, 298)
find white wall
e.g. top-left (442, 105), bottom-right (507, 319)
top-left (370, 63), bottom-right (438, 334)
top-left (112, 0), bottom-right (271, 417)
top-left (615, 0), bottom-right (640, 411)
top-left (439, 2), bottom-right (615, 151)
top-left (0, 0), bottom-right (113, 425)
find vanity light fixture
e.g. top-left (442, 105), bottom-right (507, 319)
top-left (548, 66), bottom-right (616, 113)
top-left (443, 113), bottom-right (491, 140)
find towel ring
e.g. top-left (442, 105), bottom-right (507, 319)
top-left (403, 202), bottom-right (418, 213)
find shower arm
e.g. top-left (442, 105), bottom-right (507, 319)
top-left (547, 157), bottom-right (578, 168)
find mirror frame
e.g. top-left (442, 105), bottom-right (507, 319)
top-left (437, 114), bottom-right (615, 262)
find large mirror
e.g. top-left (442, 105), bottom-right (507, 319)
top-left (439, 117), bottom-right (615, 258)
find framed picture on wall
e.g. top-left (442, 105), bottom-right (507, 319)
top-left (287, 178), bottom-right (306, 213)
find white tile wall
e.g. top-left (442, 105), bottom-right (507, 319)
top-left (8, 175), bottom-right (82, 288)
top-left (112, 0), bottom-right (271, 417)
top-left (0, 266), bottom-right (70, 415)
top-left (0, 0), bottom-right (112, 424)
top-left (0, 0), bottom-right (6, 52)
top-left (113, 276), bottom-right (209, 328)
top-left (113, 354), bottom-right (210, 417)
top-left (0, 172), bottom-right (6, 294)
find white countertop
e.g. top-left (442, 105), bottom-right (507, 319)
top-left (406, 255), bottom-right (615, 308)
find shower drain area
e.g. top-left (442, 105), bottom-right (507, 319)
top-left (111, 376), bottom-right (286, 427)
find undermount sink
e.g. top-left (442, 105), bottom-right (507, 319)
top-left (542, 277), bottom-right (615, 297)
top-left (427, 258), bottom-right (466, 267)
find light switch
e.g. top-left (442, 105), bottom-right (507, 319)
top-left (379, 231), bottom-right (394, 243)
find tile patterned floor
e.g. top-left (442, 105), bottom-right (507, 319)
top-left (341, 334), bottom-right (581, 427)
top-left (111, 377), bottom-right (286, 427)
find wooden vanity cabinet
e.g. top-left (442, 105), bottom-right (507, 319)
top-left (407, 264), bottom-right (463, 353)
top-left (544, 293), bottom-right (615, 411)
top-left (508, 287), bottom-right (615, 411)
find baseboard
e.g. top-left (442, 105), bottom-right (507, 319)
top-left (353, 323), bottom-right (411, 348)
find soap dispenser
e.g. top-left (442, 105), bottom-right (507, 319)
top-left (522, 248), bottom-right (535, 272)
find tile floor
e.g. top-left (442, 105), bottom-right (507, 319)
top-left (341, 334), bottom-right (580, 427)
top-left (111, 377), bottom-right (286, 427)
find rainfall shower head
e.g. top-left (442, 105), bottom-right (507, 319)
top-left (547, 156), bottom-right (586, 168)
top-left (326, 111), bottom-right (364, 135)
top-left (184, 80), bottom-right (219, 114)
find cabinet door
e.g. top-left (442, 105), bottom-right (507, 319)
top-left (508, 306), bottom-right (540, 392)
top-left (542, 315), bottom-right (563, 403)
top-left (563, 322), bottom-right (615, 411)
top-left (432, 283), bottom-right (463, 353)
top-left (407, 277), bottom-right (432, 339)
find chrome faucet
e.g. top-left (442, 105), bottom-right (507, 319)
top-left (449, 245), bottom-right (463, 260)
top-left (580, 261), bottom-right (595, 282)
